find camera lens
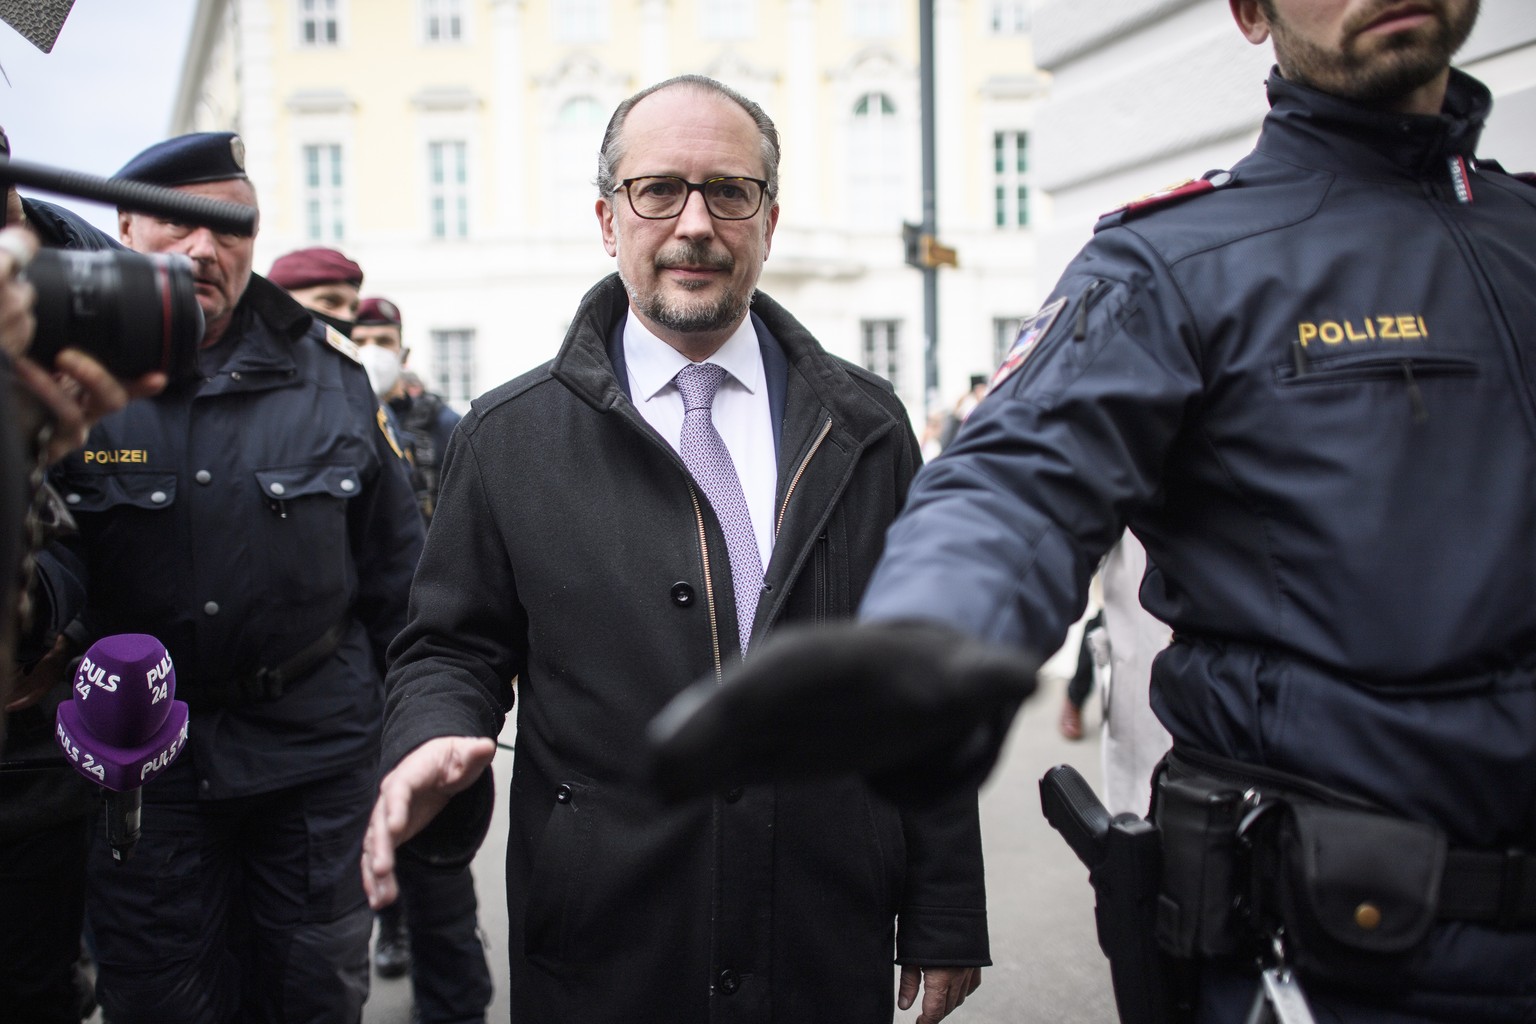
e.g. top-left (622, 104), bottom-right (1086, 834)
top-left (27, 248), bottom-right (204, 381)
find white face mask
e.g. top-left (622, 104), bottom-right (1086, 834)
top-left (357, 344), bottom-right (402, 400)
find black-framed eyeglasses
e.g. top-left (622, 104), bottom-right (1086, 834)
top-left (615, 176), bottom-right (769, 221)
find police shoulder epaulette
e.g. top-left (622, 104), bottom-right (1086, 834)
top-left (1100, 170), bottom-right (1236, 224)
top-left (322, 324), bottom-right (363, 364)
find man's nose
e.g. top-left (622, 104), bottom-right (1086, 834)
top-left (181, 226), bottom-right (217, 261)
top-left (672, 188), bottom-right (716, 239)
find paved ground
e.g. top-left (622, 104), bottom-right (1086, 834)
top-left (363, 651), bottom-right (1119, 1024)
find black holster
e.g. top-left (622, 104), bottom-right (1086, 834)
top-left (1041, 764), bottom-right (1189, 1024)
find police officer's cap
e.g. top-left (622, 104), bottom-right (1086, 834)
top-left (116, 132), bottom-right (248, 187)
top-left (269, 247), bottom-right (365, 290)
top-left (357, 297), bottom-right (402, 327)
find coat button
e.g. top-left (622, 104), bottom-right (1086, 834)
top-left (717, 969), bottom-right (740, 995)
top-left (724, 787), bottom-right (744, 804)
top-left (555, 784), bottom-right (573, 804)
top-left (195, 470), bottom-right (212, 484)
top-left (269, 482), bottom-right (286, 496)
top-left (150, 491), bottom-right (168, 504)
top-left (670, 582), bottom-right (695, 607)
top-left (340, 479), bottom-right (356, 493)
top-left (203, 601), bottom-right (220, 616)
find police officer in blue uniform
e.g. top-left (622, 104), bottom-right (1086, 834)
top-left (653, 1), bottom-right (1536, 1020)
top-left (47, 132), bottom-right (424, 1023)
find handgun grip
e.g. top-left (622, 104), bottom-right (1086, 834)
top-left (1040, 763), bottom-right (1112, 869)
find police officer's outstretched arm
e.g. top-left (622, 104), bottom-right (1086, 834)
top-left (652, 231), bottom-right (1203, 797)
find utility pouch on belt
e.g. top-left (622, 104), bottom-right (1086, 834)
top-left (1267, 802), bottom-right (1444, 990)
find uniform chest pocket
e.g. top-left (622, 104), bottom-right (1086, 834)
top-left (57, 470), bottom-right (178, 515)
top-left (251, 464), bottom-right (363, 599)
top-left (1277, 353), bottom-right (1480, 424)
top-left (253, 464), bottom-right (364, 505)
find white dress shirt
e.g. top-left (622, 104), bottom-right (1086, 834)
top-left (623, 309), bottom-right (778, 571)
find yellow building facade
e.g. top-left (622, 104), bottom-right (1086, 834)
top-left (172, 0), bottom-right (1046, 420)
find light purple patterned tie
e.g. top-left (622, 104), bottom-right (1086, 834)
top-left (675, 362), bottom-right (763, 653)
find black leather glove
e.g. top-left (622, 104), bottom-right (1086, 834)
top-left (647, 620), bottom-right (1040, 806)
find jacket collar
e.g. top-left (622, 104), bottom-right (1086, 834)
top-left (551, 273), bottom-right (900, 451)
top-left (1257, 66), bottom-right (1490, 179)
top-left (192, 274), bottom-right (315, 389)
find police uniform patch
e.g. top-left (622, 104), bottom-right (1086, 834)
top-left (989, 297), bottom-right (1066, 394)
top-left (323, 325), bottom-right (362, 364)
top-left (1101, 171), bottom-right (1234, 222)
top-left (376, 406), bottom-right (406, 460)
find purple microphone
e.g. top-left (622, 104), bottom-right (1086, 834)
top-left (55, 634), bottom-right (189, 862)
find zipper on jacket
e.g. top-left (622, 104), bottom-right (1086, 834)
top-left (813, 533), bottom-right (829, 622)
top-left (1291, 339), bottom-right (1310, 378)
top-left (1073, 279), bottom-right (1108, 342)
top-left (1400, 360), bottom-right (1428, 425)
top-left (687, 484), bottom-right (723, 682)
top-left (775, 416), bottom-right (833, 538)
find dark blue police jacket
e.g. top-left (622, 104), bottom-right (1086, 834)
top-left (861, 69), bottom-right (1536, 1017)
top-left (49, 275), bottom-right (424, 798)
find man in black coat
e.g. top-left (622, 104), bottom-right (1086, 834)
top-left (363, 76), bottom-right (989, 1024)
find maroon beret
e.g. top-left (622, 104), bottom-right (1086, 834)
top-left (267, 247), bottom-right (364, 290)
top-left (356, 297), bottom-right (402, 327)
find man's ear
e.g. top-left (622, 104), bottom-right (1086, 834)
top-left (597, 196), bottom-right (618, 257)
top-left (118, 210), bottom-right (135, 247)
top-left (1230, 0), bottom-right (1273, 44)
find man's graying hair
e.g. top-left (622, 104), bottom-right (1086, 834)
top-left (595, 75), bottom-right (781, 203)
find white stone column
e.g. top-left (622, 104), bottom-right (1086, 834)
top-left (237, 0), bottom-right (277, 225)
top-left (784, 0), bottom-right (819, 222)
top-left (639, 0), bottom-right (671, 87)
top-left (491, 0), bottom-right (528, 235)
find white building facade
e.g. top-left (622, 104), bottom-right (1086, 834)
top-left (171, 0), bottom-right (1052, 424)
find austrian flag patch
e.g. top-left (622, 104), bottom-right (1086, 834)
top-left (989, 297), bottom-right (1066, 394)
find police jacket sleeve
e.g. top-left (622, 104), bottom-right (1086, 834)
top-left (382, 415), bottom-right (520, 861)
top-left (860, 228), bottom-right (1204, 661)
top-left (879, 418), bottom-right (993, 966)
top-left (349, 398), bottom-right (426, 675)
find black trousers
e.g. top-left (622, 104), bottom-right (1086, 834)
top-left (0, 813), bottom-right (90, 1023)
top-left (383, 858), bottom-right (494, 1024)
top-left (87, 758), bottom-right (375, 1024)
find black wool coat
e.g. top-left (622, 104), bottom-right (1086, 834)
top-left (383, 275), bottom-right (989, 1024)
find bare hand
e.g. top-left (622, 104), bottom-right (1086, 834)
top-left (899, 964), bottom-right (983, 1024)
top-left (361, 735), bottom-right (497, 908)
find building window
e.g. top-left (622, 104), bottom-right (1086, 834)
top-left (850, 92), bottom-right (904, 226)
top-left (423, 0), bottom-right (464, 42)
top-left (431, 329), bottom-right (477, 408)
top-left (701, 0), bottom-right (754, 40)
top-left (428, 140), bottom-right (469, 239)
top-left (298, 0), bottom-right (341, 46)
top-left (988, 0), bottom-right (1030, 34)
top-left (849, 0), bottom-right (899, 37)
top-left (555, 0), bottom-right (608, 43)
top-left (993, 316), bottom-right (1024, 367)
top-left (993, 130), bottom-right (1029, 228)
top-left (302, 143), bottom-right (345, 241)
top-left (861, 320), bottom-right (901, 390)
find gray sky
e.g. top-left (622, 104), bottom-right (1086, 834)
top-left (1, 0), bottom-right (199, 232)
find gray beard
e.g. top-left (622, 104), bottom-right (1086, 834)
top-left (632, 284), bottom-right (750, 336)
